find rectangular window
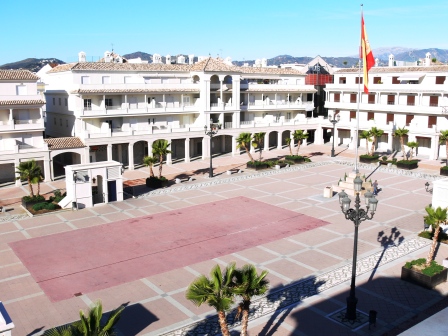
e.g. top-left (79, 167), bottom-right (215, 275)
top-left (406, 115), bottom-right (414, 125)
top-left (429, 96), bottom-right (439, 106)
top-left (428, 116), bottom-right (437, 128)
top-left (334, 93), bottom-right (340, 102)
top-left (355, 77), bottom-right (363, 84)
top-left (387, 95), bottom-right (395, 105)
top-left (386, 113), bottom-right (394, 123)
top-left (350, 111), bottom-right (356, 119)
top-left (58, 98), bottom-right (61, 105)
top-left (64, 98), bottom-right (67, 106)
top-left (368, 94), bottom-right (375, 104)
top-left (286, 112), bottom-right (291, 120)
top-left (81, 76), bottom-right (90, 84)
top-left (53, 98), bottom-right (56, 105)
top-left (102, 76), bottom-right (111, 84)
top-left (368, 112), bottom-right (374, 120)
top-left (373, 77), bottom-right (382, 84)
top-left (306, 93), bottom-right (312, 101)
top-left (182, 96), bottom-right (190, 105)
top-left (407, 95), bottom-right (415, 106)
top-left (392, 77), bottom-right (400, 84)
top-left (339, 77), bottom-right (346, 84)
top-left (350, 94), bottom-right (357, 103)
top-left (105, 98), bottom-right (113, 107)
top-left (436, 76), bottom-right (445, 85)
top-left (16, 85), bottom-right (27, 95)
top-left (83, 99), bottom-right (92, 110)
top-left (124, 76), bottom-right (132, 84)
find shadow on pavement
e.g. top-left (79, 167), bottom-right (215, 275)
top-left (115, 303), bottom-right (159, 335)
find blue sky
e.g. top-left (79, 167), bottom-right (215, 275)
top-left (1, 0), bottom-right (448, 65)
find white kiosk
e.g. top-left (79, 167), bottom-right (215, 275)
top-left (59, 161), bottom-right (124, 209)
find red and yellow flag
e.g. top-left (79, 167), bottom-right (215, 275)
top-left (361, 15), bottom-right (374, 93)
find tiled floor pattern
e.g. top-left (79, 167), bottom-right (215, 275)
top-left (0, 149), bottom-right (444, 335)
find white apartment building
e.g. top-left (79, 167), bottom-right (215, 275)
top-left (41, 52), bottom-right (321, 175)
top-left (324, 53), bottom-right (448, 160)
top-left (0, 70), bottom-right (51, 185)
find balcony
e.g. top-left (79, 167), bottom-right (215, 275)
top-left (81, 102), bottom-right (200, 117)
top-left (78, 83), bottom-right (200, 92)
top-left (0, 119), bottom-right (44, 131)
top-left (0, 94), bottom-right (44, 102)
top-left (241, 101), bottom-right (314, 111)
top-left (324, 101), bottom-right (444, 115)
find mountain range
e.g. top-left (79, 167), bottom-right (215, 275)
top-left (2, 47), bottom-right (448, 72)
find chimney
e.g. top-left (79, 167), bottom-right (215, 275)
top-left (152, 54), bottom-right (161, 64)
top-left (425, 52), bottom-right (431, 66)
top-left (388, 54), bottom-right (394, 67)
top-left (104, 51), bottom-right (111, 63)
top-left (166, 55), bottom-right (171, 64)
top-left (78, 51), bottom-right (86, 63)
top-left (188, 54), bottom-right (194, 64)
top-left (374, 58), bottom-right (379, 67)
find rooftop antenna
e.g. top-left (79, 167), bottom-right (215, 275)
top-left (111, 43), bottom-right (114, 53)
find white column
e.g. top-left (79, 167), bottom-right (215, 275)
top-left (43, 159), bottom-right (51, 182)
top-left (147, 141), bottom-right (153, 157)
top-left (14, 159), bottom-right (21, 187)
top-left (277, 132), bottom-right (283, 150)
top-left (290, 131), bottom-right (295, 151)
top-left (314, 125), bottom-right (324, 145)
top-left (128, 143), bottom-right (134, 170)
top-left (349, 128), bottom-right (357, 150)
top-left (232, 135), bottom-right (237, 156)
top-left (430, 133), bottom-right (439, 160)
top-left (219, 112), bottom-right (224, 126)
top-left (84, 145), bottom-right (90, 163)
top-left (264, 132), bottom-right (270, 151)
top-left (185, 138), bottom-right (190, 163)
top-left (107, 144), bottom-right (113, 161)
top-left (387, 132), bottom-right (393, 152)
top-left (166, 152), bottom-right (172, 165)
top-left (220, 81), bottom-right (223, 107)
top-left (9, 108), bottom-right (13, 125)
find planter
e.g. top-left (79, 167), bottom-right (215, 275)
top-left (246, 162), bottom-right (269, 170)
top-left (359, 156), bottom-right (379, 164)
top-left (401, 266), bottom-right (447, 289)
top-left (285, 156), bottom-right (305, 164)
top-left (146, 177), bottom-right (168, 189)
top-left (440, 167), bottom-right (448, 176)
top-left (396, 160), bottom-right (418, 170)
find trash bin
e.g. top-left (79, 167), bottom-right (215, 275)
top-left (323, 186), bottom-right (333, 198)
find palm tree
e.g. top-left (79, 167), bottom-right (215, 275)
top-left (45, 301), bottom-right (125, 336)
top-left (142, 156), bottom-right (157, 178)
top-left (369, 127), bottom-right (384, 156)
top-left (292, 130), bottom-right (308, 155)
top-left (152, 140), bottom-right (171, 178)
top-left (252, 132), bottom-right (266, 161)
top-left (359, 130), bottom-right (372, 155)
top-left (186, 263), bottom-right (236, 336)
top-left (393, 127), bottom-right (409, 159)
top-left (439, 130), bottom-right (448, 166)
top-left (424, 206), bottom-right (448, 267)
top-left (285, 137), bottom-right (293, 156)
top-left (233, 265), bottom-right (269, 336)
top-left (406, 141), bottom-right (418, 160)
top-left (236, 133), bottom-right (254, 163)
top-left (15, 159), bottom-right (42, 197)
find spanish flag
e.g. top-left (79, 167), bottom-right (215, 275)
top-left (361, 15), bottom-right (374, 93)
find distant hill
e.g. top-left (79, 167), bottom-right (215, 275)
top-left (233, 55), bottom-right (359, 68)
top-left (394, 48), bottom-right (448, 63)
top-left (0, 58), bottom-right (65, 72)
top-left (122, 52), bottom-right (198, 64)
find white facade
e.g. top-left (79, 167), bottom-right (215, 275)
top-left (41, 54), bottom-right (320, 170)
top-left (0, 70), bottom-right (50, 185)
top-left (324, 54), bottom-right (448, 160)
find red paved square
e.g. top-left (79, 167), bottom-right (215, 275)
top-left (10, 196), bottom-right (328, 302)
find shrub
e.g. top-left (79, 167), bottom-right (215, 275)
top-left (304, 157), bottom-right (312, 162)
top-left (441, 166), bottom-right (448, 171)
top-left (247, 160), bottom-right (268, 167)
top-left (397, 159), bottom-right (418, 165)
top-left (46, 203), bottom-right (56, 210)
top-left (360, 154), bottom-right (379, 159)
top-left (418, 230), bottom-right (448, 242)
top-left (382, 156), bottom-right (388, 161)
top-left (405, 258), bottom-right (444, 276)
top-left (23, 195), bottom-right (45, 203)
top-left (284, 160), bottom-right (295, 165)
top-left (32, 202), bottom-right (47, 211)
top-left (285, 155), bottom-right (305, 160)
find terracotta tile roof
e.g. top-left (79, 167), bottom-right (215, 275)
top-left (71, 88), bottom-right (200, 94)
top-left (0, 99), bottom-right (45, 106)
top-left (241, 66), bottom-right (305, 75)
top-left (47, 58), bottom-right (305, 76)
top-left (336, 65), bottom-right (448, 74)
top-left (0, 70), bottom-right (40, 80)
top-left (244, 87), bottom-right (316, 92)
top-left (44, 137), bottom-right (85, 150)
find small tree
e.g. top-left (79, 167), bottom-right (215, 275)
top-left (15, 159), bottom-right (42, 197)
top-left (424, 206), bottom-right (448, 267)
top-left (233, 265), bottom-right (269, 336)
top-left (369, 127), bottom-right (384, 156)
top-left (236, 132), bottom-right (254, 163)
top-left (359, 130), bottom-right (372, 155)
top-left (152, 140), bottom-right (171, 178)
top-left (285, 137), bottom-right (293, 156)
top-left (407, 141), bottom-right (418, 160)
top-left (186, 263), bottom-right (236, 336)
top-left (439, 130), bottom-right (448, 166)
top-left (143, 156), bottom-right (157, 178)
top-left (252, 132), bottom-right (266, 162)
top-left (292, 130), bottom-right (308, 155)
top-left (393, 127), bottom-right (409, 159)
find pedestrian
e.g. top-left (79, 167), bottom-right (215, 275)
top-left (373, 180), bottom-right (378, 195)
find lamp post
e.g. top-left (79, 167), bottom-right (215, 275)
top-left (330, 113), bottom-right (340, 157)
top-left (204, 124), bottom-right (218, 178)
top-left (424, 181), bottom-right (433, 194)
top-left (338, 177), bottom-right (378, 320)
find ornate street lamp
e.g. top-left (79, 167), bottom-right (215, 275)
top-left (204, 124), bottom-right (219, 178)
top-left (330, 113), bottom-right (340, 157)
top-left (338, 177), bottom-right (378, 320)
top-left (424, 181), bottom-right (433, 194)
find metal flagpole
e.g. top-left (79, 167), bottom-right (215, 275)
top-left (354, 4), bottom-right (363, 174)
